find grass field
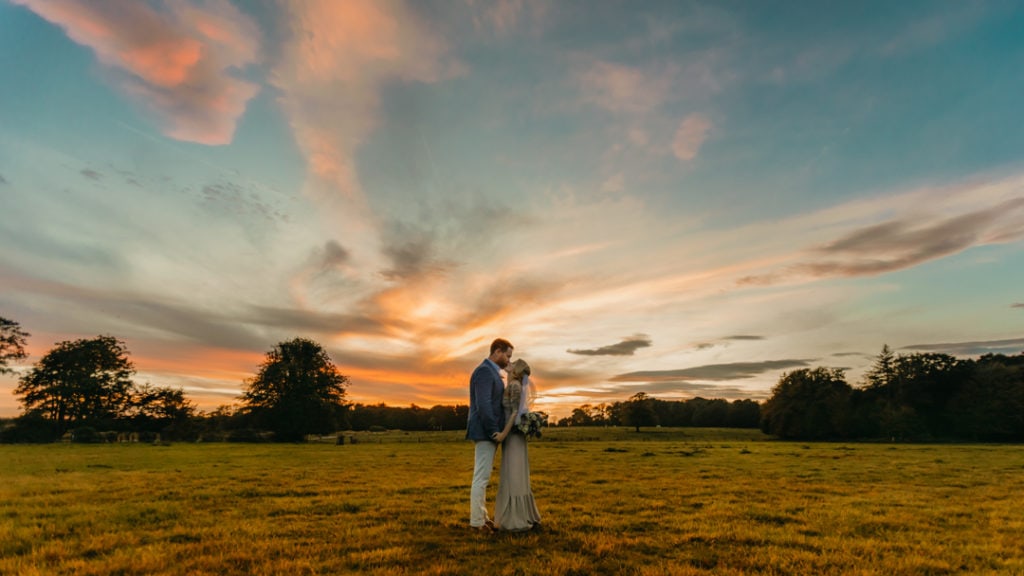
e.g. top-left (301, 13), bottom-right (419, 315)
top-left (2, 428), bottom-right (1022, 575)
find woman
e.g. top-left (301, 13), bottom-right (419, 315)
top-left (494, 358), bottom-right (542, 532)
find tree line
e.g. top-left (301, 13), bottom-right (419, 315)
top-left (3, 316), bottom-right (1022, 443)
top-left (552, 394), bottom-right (762, 430)
top-left (760, 345), bottom-right (1024, 441)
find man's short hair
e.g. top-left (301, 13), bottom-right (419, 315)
top-left (490, 338), bottom-right (513, 355)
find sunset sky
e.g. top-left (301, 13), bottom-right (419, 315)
top-left (2, 0), bottom-right (1023, 420)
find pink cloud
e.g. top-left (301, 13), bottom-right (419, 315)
top-left (271, 0), bottom-right (463, 198)
top-left (672, 113), bottom-right (713, 161)
top-left (13, 0), bottom-right (261, 145)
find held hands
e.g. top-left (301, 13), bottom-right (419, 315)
top-left (493, 431), bottom-right (508, 443)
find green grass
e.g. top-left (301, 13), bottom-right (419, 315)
top-left (2, 428), bottom-right (1022, 575)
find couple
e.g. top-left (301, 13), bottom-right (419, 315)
top-left (466, 338), bottom-right (542, 533)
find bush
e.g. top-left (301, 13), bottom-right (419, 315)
top-left (0, 413), bottom-right (59, 443)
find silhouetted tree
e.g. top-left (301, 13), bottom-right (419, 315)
top-left (128, 384), bottom-right (197, 439)
top-left (726, 399), bottom-right (762, 428)
top-left (242, 338), bottom-right (349, 441)
top-left (0, 316), bottom-right (29, 375)
top-left (691, 398), bottom-right (730, 427)
top-left (761, 367), bottom-right (851, 440)
top-left (15, 335), bottom-right (134, 435)
top-left (621, 392), bottom-right (658, 432)
top-left (890, 352), bottom-right (967, 439)
top-left (952, 357), bottom-right (1024, 441)
top-left (569, 406), bottom-right (595, 427)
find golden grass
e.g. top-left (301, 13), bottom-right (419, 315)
top-left (1, 429), bottom-right (1022, 575)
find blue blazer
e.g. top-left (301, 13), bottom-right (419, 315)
top-left (465, 359), bottom-right (505, 441)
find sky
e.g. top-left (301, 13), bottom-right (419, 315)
top-left (2, 0), bottom-right (1023, 420)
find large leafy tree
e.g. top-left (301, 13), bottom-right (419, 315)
top-left (952, 356), bottom-right (1024, 441)
top-left (15, 335), bottom-right (135, 435)
top-left (621, 392), bottom-right (659, 432)
top-left (761, 367), bottom-right (851, 440)
top-left (242, 338), bottom-right (350, 441)
top-left (1, 316), bottom-right (30, 375)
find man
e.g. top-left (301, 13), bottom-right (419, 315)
top-left (466, 338), bottom-right (513, 532)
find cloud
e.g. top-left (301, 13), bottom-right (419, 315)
top-left (0, 174), bottom-right (7, 185)
top-left (270, 0), bottom-right (462, 200)
top-left (577, 61), bottom-right (673, 115)
top-left (469, 0), bottom-right (548, 36)
top-left (693, 334), bottom-right (763, 350)
top-left (13, 0), bottom-right (262, 145)
top-left (612, 359), bottom-right (811, 382)
top-left (672, 113), bottom-right (713, 161)
top-left (880, 2), bottom-right (995, 56)
top-left (543, 379), bottom-right (770, 402)
top-left (1012, 303), bottom-right (1024, 309)
top-left (568, 334), bottom-right (652, 356)
top-left (243, 305), bottom-right (385, 336)
top-left (902, 337), bottom-right (1024, 356)
top-left (832, 351), bottom-right (868, 358)
top-left (80, 168), bottom-right (102, 181)
top-left (739, 195), bottom-right (1024, 286)
top-left (200, 182), bottom-right (288, 226)
top-left (379, 221), bottom-right (454, 281)
top-left (319, 241), bottom-right (351, 269)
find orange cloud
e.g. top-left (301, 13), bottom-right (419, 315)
top-left (13, 0), bottom-right (261, 145)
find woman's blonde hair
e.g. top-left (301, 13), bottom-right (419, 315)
top-left (507, 358), bottom-right (531, 381)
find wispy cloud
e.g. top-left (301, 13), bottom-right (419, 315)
top-left (577, 60), bottom-right (673, 115)
top-left (270, 0), bottom-right (462, 199)
top-left (1012, 303), bottom-right (1024, 309)
top-left (739, 195), bottom-right (1024, 286)
top-left (880, 2), bottom-right (995, 56)
top-left (469, 0), bottom-right (548, 36)
top-left (694, 334), bottom-right (764, 350)
top-left (568, 334), bottom-right (652, 356)
top-left (612, 359), bottom-right (811, 382)
top-left (832, 351), bottom-right (868, 358)
top-left (672, 113), bottom-right (713, 161)
top-left (902, 337), bottom-right (1024, 356)
top-left (13, 0), bottom-right (262, 145)
top-left (80, 168), bottom-right (102, 181)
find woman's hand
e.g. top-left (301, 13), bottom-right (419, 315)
top-left (495, 430), bottom-right (508, 442)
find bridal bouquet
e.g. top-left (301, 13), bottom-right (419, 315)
top-left (516, 411), bottom-right (548, 439)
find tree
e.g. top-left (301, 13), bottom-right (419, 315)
top-left (760, 367), bottom-right (851, 440)
top-left (128, 384), bottom-right (197, 439)
top-left (242, 338), bottom-right (350, 441)
top-left (864, 344), bottom-right (896, 391)
top-left (569, 405), bottom-right (595, 427)
top-left (15, 335), bottom-right (135, 435)
top-left (1, 316), bottom-right (30, 375)
top-left (953, 358), bottom-right (1024, 441)
top-left (621, 392), bottom-right (658, 432)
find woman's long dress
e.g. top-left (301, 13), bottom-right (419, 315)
top-left (494, 379), bottom-right (541, 531)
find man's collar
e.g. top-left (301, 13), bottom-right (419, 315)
top-left (484, 358), bottom-right (502, 374)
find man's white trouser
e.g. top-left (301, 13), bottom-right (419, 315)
top-left (470, 440), bottom-right (498, 527)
